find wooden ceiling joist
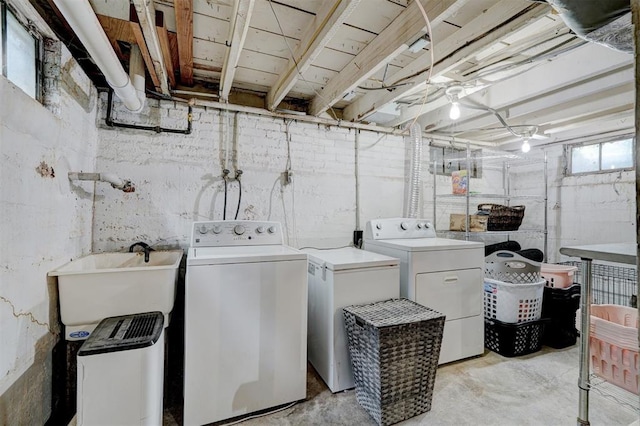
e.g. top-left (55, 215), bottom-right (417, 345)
top-left (266, 0), bottom-right (361, 111)
top-left (174, 0), bottom-right (194, 86)
top-left (307, 0), bottom-right (462, 117)
top-left (343, 1), bottom-right (551, 124)
top-left (131, 0), bottom-right (170, 94)
top-left (130, 22), bottom-right (162, 90)
top-left (156, 12), bottom-right (176, 88)
top-left (219, 0), bottom-right (255, 101)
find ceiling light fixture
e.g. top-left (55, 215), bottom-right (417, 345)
top-left (520, 129), bottom-right (532, 153)
top-left (445, 85), bottom-right (464, 121)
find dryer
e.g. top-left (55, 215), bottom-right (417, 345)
top-left (303, 247), bottom-right (399, 393)
top-left (364, 217), bottom-right (484, 364)
top-left (184, 220), bottom-right (308, 425)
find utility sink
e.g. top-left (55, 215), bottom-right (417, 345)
top-left (49, 250), bottom-right (183, 340)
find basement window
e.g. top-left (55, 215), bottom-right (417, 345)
top-left (568, 138), bottom-right (634, 175)
top-left (1, 2), bottom-right (41, 100)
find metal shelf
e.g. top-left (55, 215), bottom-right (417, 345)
top-left (588, 374), bottom-right (639, 415)
top-left (435, 193), bottom-right (545, 200)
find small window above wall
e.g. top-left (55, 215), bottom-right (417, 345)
top-left (1, 1), bottom-right (41, 100)
top-left (567, 138), bottom-right (634, 175)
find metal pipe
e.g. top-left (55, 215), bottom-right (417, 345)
top-left (544, 151), bottom-right (548, 263)
top-left (577, 258), bottom-right (592, 425)
top-left (105, 90), bottom-right (192, 134)
top-left (355, 130), bottom-right (361, 231)
top-left (53, 0), bottom-right (144, 112)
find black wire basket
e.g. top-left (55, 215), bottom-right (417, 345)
top-left (478, 203), bottom-right (526, 231)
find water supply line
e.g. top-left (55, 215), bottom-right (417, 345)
top-left (68, 172), bottom-right (135, 192)
top-left (404, 123), bottom-right (423, 218)
top-left (53, 0), bottom-right (145, 112)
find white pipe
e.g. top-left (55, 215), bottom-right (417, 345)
top-left (128, 45), bottom-right (146, 113)
top-left (68, 172), bottom-right (135, 192)
top-left (53, 0), bottom-right (144, 112)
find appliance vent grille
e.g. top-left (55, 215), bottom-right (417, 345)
top-left (124, 313), bottom-right (158, 339)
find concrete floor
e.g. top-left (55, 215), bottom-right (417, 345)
top-left (164, 346), bottom-right (639, 426)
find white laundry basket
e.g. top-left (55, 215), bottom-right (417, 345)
top-left (483, 278), bottom-right (545, 324)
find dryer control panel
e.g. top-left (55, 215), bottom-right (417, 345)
top-left (364, 218), bottom-right (436, 240)
top-left (190, 220), bottom-right (284, 247)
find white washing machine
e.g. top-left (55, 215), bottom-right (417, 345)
top-left (364, 217), bottom-right (484, 364)
top-left (184, 220), bottom-right (308, 426)
top-left (303, 247), bottom-right (400, 393)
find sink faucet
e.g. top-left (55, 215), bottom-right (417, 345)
top-left (129, 242), bottom-right (155, 263)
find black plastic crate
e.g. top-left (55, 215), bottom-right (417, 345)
top-left (343, 299), bottom-right (445, 426)
top-left (542, 284), bottom-right (580, 348)
top-left (484, 318), bottom-right (547, 357)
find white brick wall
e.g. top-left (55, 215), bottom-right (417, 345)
top-left (94, 99), bottom-right (409, 250)
top-left (0, 45), bottom-right (98, 419)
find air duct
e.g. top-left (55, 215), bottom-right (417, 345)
top-left (539, 0), bottom-right (632, 53)
top-left (53, 0), bottom-right (145, 112)
top-left (404, 123), bottom-right (423, 219)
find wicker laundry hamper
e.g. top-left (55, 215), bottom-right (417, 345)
top-left (343, 299), bottom-right (445, 426)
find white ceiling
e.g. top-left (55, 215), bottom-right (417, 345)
top-left (46, 0), bottom-right (635, 150)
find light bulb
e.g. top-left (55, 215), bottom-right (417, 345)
top-left (521, 140), bottom-right (531, 153)
top-left (449, 102), bottom-right (460, 120)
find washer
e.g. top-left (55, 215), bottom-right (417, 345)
top-left (184, 220), bottom-right (308, 426)
top-left (364, 217), bottom-right (484, 365)
top-left (303, 247), bottom-right (399, 393)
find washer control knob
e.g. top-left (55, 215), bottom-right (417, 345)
top-left (376, 223), bottom-right (382, 230)
top-left (400, 222), bottom-right (409, 230)
top-left (267, 226), bottom-right (277, 234)
top-left (417, 223), bottom-right (423, 229)
top-left (256, 226), bottom-right (265, 234)
top-left (212, 226), bottom-right (222, 234)
top-left (198, 225), bottom-right (208, 234)
top-left (424, 222), bottom-right (430, 228)
top-left (233, 225), bottom-right (246, 235)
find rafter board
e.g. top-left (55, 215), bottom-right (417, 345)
top-left (168, 31), bottom-right (180, 76)
top-left (174, 0), bottom-right (194, 85)
top-left (132, 0), bottom-right (170, 94)
top-left (442, 0), bottom-right (499, 27)
top-left (157, 24), bottom-right (176, 87)
top-left (344, 0), bottom-right (406, 33)
top-left (266, 0), bottom-right (362, 110)
top-left (130, 22), bottom-right (162, 89)
top-left (96, 14), bottom-right (135, 44)
top-left (343, 2), bottom-right (549, 122)
top-left (309, 0), bottom-right (459, 116)
top-left (193, 11), bottom-right (230, 42)
top-left (220, 0), bottom-right (256, 100)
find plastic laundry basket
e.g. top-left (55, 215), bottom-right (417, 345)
top-left (484, 278), bottom-right (545, 324)
top-left (540, 263), bottom-right (578, 288)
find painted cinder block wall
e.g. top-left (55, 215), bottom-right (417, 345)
top-left (0, 45), bottom-right (98, 423)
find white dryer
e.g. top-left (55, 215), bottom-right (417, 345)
top-left (184, 220), bottom-right (308, 425)
top-left (364, 218), bottom-right (484, 364)
top-left (303, 247), bottom-right (399, 393)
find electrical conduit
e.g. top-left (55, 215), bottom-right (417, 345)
top-left (404, 123), bottom-right (423, 218)
top-left (53, 0), bottom-right (145, 112)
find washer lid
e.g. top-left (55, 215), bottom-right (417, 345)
top-left (365, 237), bottom-right (483, 252)
top-left (302, 247), bottom-right (399, 271)
top-left (187, 245), bottom-right (307, 265)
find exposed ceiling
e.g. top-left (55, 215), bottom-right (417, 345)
top-left (32, 0), bottom-right (635, 150)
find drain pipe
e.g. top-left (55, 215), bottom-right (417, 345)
top-left (53, 0), bottom-right (144, 112)
top-left (404, 123), bottom-right (423, 218)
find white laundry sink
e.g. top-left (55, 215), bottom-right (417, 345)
top-left (49, 250), bottom-right (183, 340)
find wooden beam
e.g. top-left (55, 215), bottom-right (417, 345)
top-left (343, 1), bottom-right (550, 122)
top-left (174, 0), bottom-right (194, 86)
top-left (156, 12), bottom-right (176, 88)
top-left (307, 0), bottom-right (463, 117)
top-left (266, 0), bottom-right (361, 111)
top-left (130, 22), bottom-right (161, 90)
top-left (219, 0), bottom-right (255, 101)
top-left (131, 0), bottom-right (170, 94)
